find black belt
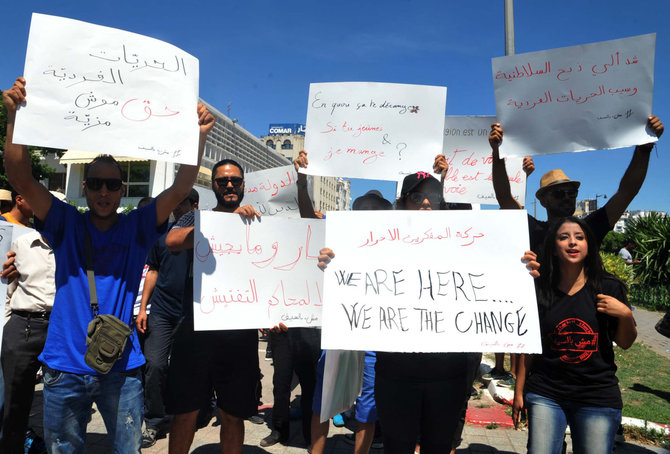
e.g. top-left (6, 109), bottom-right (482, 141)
top-left (12, 310), bottom-right (50, 320)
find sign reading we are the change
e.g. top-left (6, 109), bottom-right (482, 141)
top-left (14, 13), bottom-right (200, 165)
top-left (493, 34), bottom-right (656, 157)
top-left (302, 82), bottom-right (447, 181)
top-left (320, 210), bottom-right (541, 353)
top-left (244, 166), bottom-right (300, 218)
top-left (193, 211), bottom-right (325, 330)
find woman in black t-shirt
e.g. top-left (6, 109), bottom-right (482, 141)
top-left (514, 217), bottom-right (637, 454)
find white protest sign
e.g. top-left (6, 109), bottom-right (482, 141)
top-left (319, 350), bottom-right (364, 423)
top-left (302, 82), bottom-right (447, 181)
top-left (244, 166), bottom-right (300, 218)
top-left (193, 211), bottom-right (325, 330)
top-left (14, 13), bottom-right (199, 164)
top-left (321, 210), bottom-right (541, 353)
top-left (441, 116), bottom-right (526, 206)
top-left (493, 34), bottom-right (656, 157)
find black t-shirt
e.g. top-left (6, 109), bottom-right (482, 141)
top-left (375, 352), bottom-right (469, 381)
top-left (528, 207), bottom-right (611, 254)
top-left (525, 277), bottom-right (628, 409)
top-left (145, 232), bottom-right (190, 318)
top-left (173, 210), bottom-right (196, 323)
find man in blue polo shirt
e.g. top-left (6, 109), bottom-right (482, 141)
top-left (3, 76), bottom-right (214, 452)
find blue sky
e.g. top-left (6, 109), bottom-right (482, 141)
top-left (2, 0), bottom-right (669, 219)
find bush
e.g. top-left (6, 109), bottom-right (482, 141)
top-left (601, 231), bottom-right (627, 254)
top-left (601, 252), bottom-right (634, 288)
top-left (625, 212), bottom-right (670, 287)
top-left (629, 284), bottom-right (670, 311)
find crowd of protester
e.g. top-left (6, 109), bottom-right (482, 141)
top-left (0, 74), bottom-right (665, 454)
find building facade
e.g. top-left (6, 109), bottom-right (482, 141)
top-left (58, 99), bottom-right (291, 210)
top-left (260, 123), bottom-right (351, 213)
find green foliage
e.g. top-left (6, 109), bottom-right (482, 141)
top-left (625, 212), bottom-right (670, 287)
top-left (121, 203), bottom-right (136, 215)
top-left (601, 230), bottom-right (627, 254)
top-left (601, 252), bottom-right (634, 288)
top-left (629, 285), bottom-right (670, 311)
top-left (623, 425), bottom-right (670, 449)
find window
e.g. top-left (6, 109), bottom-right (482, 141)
top-left (281, 140), bottom-right (293, 150)
top-left (122, 161), bottom-right (150, 197)
top-left (266, 140), bottom-right (275, 149)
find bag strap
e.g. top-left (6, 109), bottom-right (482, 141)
top-left (84, 226), bottom-right (99, 316)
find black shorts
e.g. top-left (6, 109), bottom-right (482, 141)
top-left (166, 324), bottom-right (259, 418)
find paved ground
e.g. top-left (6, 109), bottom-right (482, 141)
top-left (27, 308), bottom-right (670, 453)
top-left (630, 306), bottom-right (670, 359)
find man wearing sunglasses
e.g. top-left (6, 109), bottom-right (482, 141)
top-left (2, 76), bottom-right (215, 452)
top-left (165, 158), bottom-right (259, 454)
top-left (488, 115), bottom-right (664, 253)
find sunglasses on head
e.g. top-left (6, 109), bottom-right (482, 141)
top-left (85, 177), bottom-right (123, 191)
top-left (407, 192), bottom-right (442, 206)
top-left (549, 188), bottom-right (578, 199)
top-left (214, 177), bottom-right (244, 188)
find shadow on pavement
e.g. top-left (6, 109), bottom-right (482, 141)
top-left (457, 444), bottom-right (516, 453)
top-left (192, 444), bottom-right (272, 453)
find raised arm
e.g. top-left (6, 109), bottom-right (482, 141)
top-left (294, 150), bottom-right (318, 219)
top-left (154, 103), bottom-right (215, 226)
top-left (489, 123), bottom-right (522, 210)
top-left (602, 115), bottom-right (664, 228)
top-left (2, 77), bottom-right (54, 221)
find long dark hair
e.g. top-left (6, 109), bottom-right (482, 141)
top-left (536, 216), bottom-right (623, 312)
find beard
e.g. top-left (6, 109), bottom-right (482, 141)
top-left (214, 187), bottom-right (244, 209)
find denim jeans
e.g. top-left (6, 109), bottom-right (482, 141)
top-left (526, 392), bottom-right (621, 454)
top-left (42, 365), bottom-right (143, 454)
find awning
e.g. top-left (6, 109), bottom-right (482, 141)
top-left (59, 150), bottom-right (148, 165)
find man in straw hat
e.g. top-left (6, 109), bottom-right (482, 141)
top-left (488, 115), bottom-right (664, 252)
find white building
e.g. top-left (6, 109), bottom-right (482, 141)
top-left (260, 123), bottom-right (351, 213)
top-left (614, 209), bottom-right (666, 233)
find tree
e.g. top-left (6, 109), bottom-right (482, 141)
top-left (1, 90), bottom-right (65, 189)
top-left (625, 212), bottom-right (670, 286)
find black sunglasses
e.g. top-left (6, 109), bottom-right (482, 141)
top-left (85, 177), bottom-right (123, 191)
top-left (214, 177), bottom-right (243, 188)
top-left (407, 192), bottom-right (442, 206)
top-left (549, 189), bottom-right (578, 199)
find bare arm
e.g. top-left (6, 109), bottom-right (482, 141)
top-left (154, 103), bottom-right (214, 226)
top-left (513, 354), bottom-right (531, 428)
top-left (295, 150), bottom-right (317, 219)
top-left (166, 226), bottom-right (194, 252)
top-left (603, 115), bottom-right (664, 228)
top-left (489, 123), bottom-right (522, 210)
top-left (596, 294), bottom-right (637, 349)
top-left (135, 268), bottom-right (158, 334)
top-left (2, 77), bottom-right (54, 221)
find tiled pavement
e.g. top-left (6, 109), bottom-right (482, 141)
top-left (28, 308), bottom-right (670, 453)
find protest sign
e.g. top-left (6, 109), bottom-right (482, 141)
top-left (440, 116), bottom-right (526, 206)
top-left (13, 13), bottom-right (199, 165)
top-left (302, 82), bottom-right (447, 181)
top-left (493, 34), bottom-right (656, 157)
top-left (319, 350), bottom-right (364, 423)
top-left (193, 211), bottom-right (325, 330)
top-left (0, 221), bottom-right (34, 401)
top-left (244, 166), bottom-right (300, 218)
top-left (320, 210), bottom-right (541, 353)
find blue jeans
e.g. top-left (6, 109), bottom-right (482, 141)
top-left (526, 392), bottom-right (621, 454)
top-left (42, 365), bottom-right (143, 454)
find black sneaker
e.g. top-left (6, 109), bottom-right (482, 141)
top-left (260, 430), bottom-right (285, 447)
top-left (247, 415), bottom-right (264, 425)
top-left (141, 428), bottom-right (158, 449)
